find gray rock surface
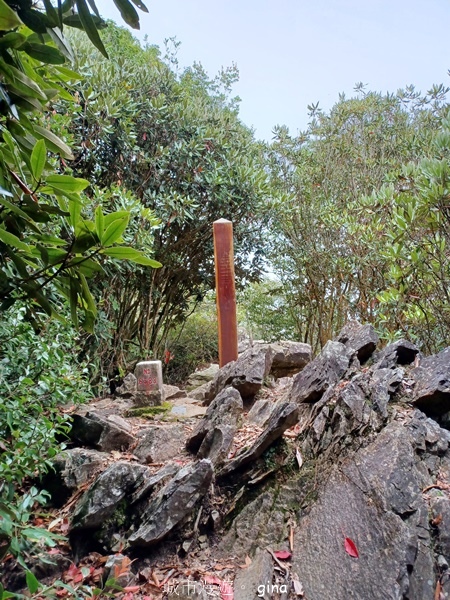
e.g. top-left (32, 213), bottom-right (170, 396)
top-left (269, 341), bottom-right (312, 378)
top-left (197, 424), bottom-right (235, 467)
top-left (374, 339), bottom-right (419, 369)
top-left (186, 387), bottom-right (242, 453)
top-left (71, 461), bottom-right (149, 530)
top-left (205, 344), bottom-right (273, 403)
top-left (247, 399), bottom-right (275, 428)
top-left (412, 346), bottom-right (450, 420)
top-left (217, 402), bottom-right (298, 479)
top-left (186, 364), bottom-right (220, 390)
top-left (337, 320), bottom-right (379, 363)
top-left (369, 367), bottom-right (404, 417)
top-left (129, 459), bottom-right (213, 547)
top-left (70, 411), bottom-right (135, 452)
top-left (290, 340), bottom-right (352, 404)
top-left (134, 425), bottom-right (185, 464)
top-left (292, 423), bottom-right (436, 600)
top-left (45, 448), bottom-right (107, 505)
top-left (233, 550), bottom-right (274, 600)
top-left (115, 373), bottom-right (137, 396)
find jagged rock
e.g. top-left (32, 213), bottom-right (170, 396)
top-left (186, 364), bottom-right (220, 390)
top-left (292, 423), bottom-right (435, 600)
top-left (197, 424), bottom-right (235, 467)
top-left (115, 373), bottom-right (137, 396)
top-left (205, 344), bottom-right (273, 403)
top-left (430, 492), bottom-right (450, 560)
top-left (217, 402), bottom-right (298, 479)
top-left (412, 347), bottom-right (450, 421)
top-left (71, 462), bottom-right (149, 530)
top-left (132, 390), bottom-right (165, 408)
top-left (44, 448), bottom-right (108, 506)
top-left (247, 399), bottom-right (274, 428)
top-left (70, 411), bottom-right (135, 452)
top-left (269, 341), bottom-right (312, 378)
top-left (233, 549), bottom-right (274, 600)
top-left (290, 341), bottom-right (351, 404)
top-left (369, 367), bottom-right (404, 417)
top-left (128, 459), bottom-right (213, 547)
top-left (187, 381), bottom-right (214, 402)
top-left (336, 320), bottom-right (379, 363)
top-left (164, 384), bottom-right (186, 400)
top-left (130, 463), bottom-right (180, 504)
top-left (186, 387), bottom-right (242, 453)
top-left (134, 425), bottom-right (185, 464)
top-left (374, 339), bottom-right (419, 369)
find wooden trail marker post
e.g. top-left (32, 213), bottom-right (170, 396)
top-left (213, 218), bottom-right (238, 367)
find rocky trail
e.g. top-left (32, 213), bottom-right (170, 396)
top-left (3, 323), bottom-right (450, 600)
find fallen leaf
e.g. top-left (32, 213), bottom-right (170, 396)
top-left (273, 550), bottom-right (292, 560)
top-left (434, 579), bottom-right (442, 600)
top-left (295, 448), bottom-right (303, 469)
top-left (344, 537), bottom-right (359, 558)
top-left (292, 579), bottom-right (304, 596)
top-left (432, 514), bottom-right (443, 526)
top-left (123, 586), bottom-right (141, 592)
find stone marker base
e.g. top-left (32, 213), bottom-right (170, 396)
top-left (132, 390), bottom-right (165, 408)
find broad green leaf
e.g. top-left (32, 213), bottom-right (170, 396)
top-left (43, 0), bottom-right (60, 27)
top-left (129, 0), bottom-right (148, 13)
top-left (113, 0), bottom-right (139, 29)
top-left (63, 13), bottom-right (106, 29)
top-left (94, 205), bottom-right (104, 237)
top-left (1, 62), bottom-right (47, 100)
top-left (0, 0), bottom-right (22, 30)
top-left (80, 273), bottom-right (97, 315)
top-left (69, 278), bottom-right (78, 328)
top-left (46, 26), bottom-right (75, 62)
top-left (101, 215), bottom-right (129, 246)
top-left (22, 42), bottom-right (66, 65)
top-left (68, 257), bottom-right (103, 277)
top-left (25, 570), bottom-right (39, 594)
top-left (54, 65), bottom-right (83, 81)
top-left (103, 210), bottom-right (130, 228)
top-left (101, 246), bottom-right (162, 267)
top-left (46, 175), bottom-right (89, 193)
top-left (18, 8), bottom-right (51, 33)
top-left (76, 0), bottom-right (108, 58)
top-left (0, 32), bottom-right (25, 48)
top-left (69, 198), bottom-right (82, 228)
top-left (0, 228), bottom-right (31, 252)
top-left (33, 125), bottom-right (74, 159)
top-left (30, 139), bottom-right (46, 181)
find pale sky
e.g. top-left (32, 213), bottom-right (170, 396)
top-left (95, 0), bottom-right (450, 141)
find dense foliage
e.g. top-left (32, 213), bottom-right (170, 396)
top-left (267, 85), bottom-right (450, 352)
top-left (63, 27), bottom-right (270, 382)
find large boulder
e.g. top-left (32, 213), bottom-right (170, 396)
top-left (374, 339), bottom-right (419, 370)
top-left (292, 423), bottom-right (436, 600)
top-left (290, 341), bottom-right (352, 404)
top-left (134, 425), bottom-right (185, 464)
top-left (69, 412), bottom-right (135, 452)
top-left (412, 347), bottom-right (450, 422)
top-left (128, 459), bottom-right (214, 547)
top-left (71, 461), bottom-right (149, 531)
top-left (217, 402), bottom-right (298, 479)
top-left (269, 341), bottom-right (312, 378)
top-left (43, 448), bottom-right (108, 506)
top-left (336, 320), bottom-right (379, 363)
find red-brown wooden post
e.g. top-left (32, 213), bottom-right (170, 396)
top-left (213, 218), bottom-right (238, 367)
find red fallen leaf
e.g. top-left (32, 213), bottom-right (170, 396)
top-left (344, 537), bottom-right (359, 558)
top-left (122, 594), bottom-right (134, 600)
top-left (273, 550), bottom-right (292, 560)
top-left (123, 586), bottom-right (141, 592)
top-left (47, 548), bottom-right (61, 555)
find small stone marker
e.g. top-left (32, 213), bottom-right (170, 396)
top-left (133, 360), bottom-right (165, 407)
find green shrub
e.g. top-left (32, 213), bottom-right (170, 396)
top-left (164, 302), bottom-right (218, 385)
